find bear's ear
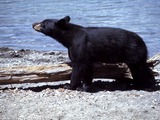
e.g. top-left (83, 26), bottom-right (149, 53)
top-left (63, 16), bottom-right (70, 23)
top-left (56, 16), bottom-right (70, 27)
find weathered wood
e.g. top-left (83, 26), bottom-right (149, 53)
top-left (0, 64), bottom-right (72, 84)
top-left (147, 53), bottom-right (160, 67)
top-left (0, 54), bottom-right (159, 85)
top-left (0, 63), bottom-right (128, 85)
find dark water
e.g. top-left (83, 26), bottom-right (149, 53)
top-left (0, 0), bottom-right (160, 56)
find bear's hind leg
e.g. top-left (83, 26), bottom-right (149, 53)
top-left (128, 63), bottom-right (155, 89)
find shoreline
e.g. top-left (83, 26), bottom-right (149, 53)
top-left (0, 47), bottom-right (160, 85)
top-left (0, 47), bottom-right (70, 68)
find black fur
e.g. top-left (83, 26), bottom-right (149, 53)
top-left (33, 16), bottom-right (155, 91)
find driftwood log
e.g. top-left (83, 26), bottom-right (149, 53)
top-left (0, 54), bottom-right (159, 85)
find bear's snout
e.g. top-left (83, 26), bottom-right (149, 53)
top-left (32, 23), bottom-right (42, 32)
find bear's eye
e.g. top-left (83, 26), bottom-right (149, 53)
top-left (41, 23), bottom-right (45, 29)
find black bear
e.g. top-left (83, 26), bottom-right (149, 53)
top-left (33, 16), bottom-right (155, 91)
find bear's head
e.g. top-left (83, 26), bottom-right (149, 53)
top-left (32, 16), bottom-right (70, 37)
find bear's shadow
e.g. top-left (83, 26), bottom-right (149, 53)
top-left (23, 78), bottom-right (160, 92)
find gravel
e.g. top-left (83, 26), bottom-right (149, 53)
top-left (0, 47), bottom-right (160, 120)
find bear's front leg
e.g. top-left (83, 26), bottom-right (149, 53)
top-left (69, 62), bottom-right (93, 92)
